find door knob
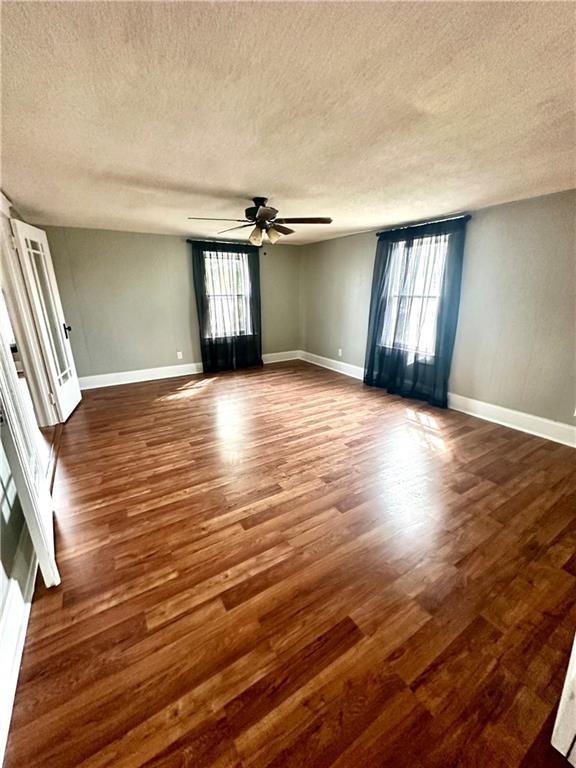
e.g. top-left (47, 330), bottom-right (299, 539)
top-left (63, 323), bottom-right (72, 339)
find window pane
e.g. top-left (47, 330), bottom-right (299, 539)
top-left (203, 251), bottom-right (253, 338)
top-left (380, 233), bottom-right (449, 356)
top-left (408, 234), bottom-right (448, 297)
top-left (30, 247), bottom-right (71, 377)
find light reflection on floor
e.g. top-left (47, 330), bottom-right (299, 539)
top-left (158, 377), bottom-right (216, 401)
top-left (215, 396), bottom-right (250, 464)
top-left (405, 407), bottom-right (449, 455)
top-left (356, 407), bottom-right (452, 547)
top-left (375, 478), bottom-right (442, 546)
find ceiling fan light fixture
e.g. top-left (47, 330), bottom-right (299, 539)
top-left (248, 226), bottom-right (263, 246)
top-left (186, 198), bottom-right (333, 243)
top-left (267, 226), bottom-right (282, 244)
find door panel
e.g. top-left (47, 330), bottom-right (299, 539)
top-left (11, 221), bottom-right (81, 421)
top-left (0, 302), bottom-right (60, 587)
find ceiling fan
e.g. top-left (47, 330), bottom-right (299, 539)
top-left (188, 197), bottom-right (333, 245)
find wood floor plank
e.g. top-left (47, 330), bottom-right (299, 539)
top-left (5, 362), bottom-right (576, 767)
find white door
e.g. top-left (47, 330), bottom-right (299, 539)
top-left (11, 221), bottom-right (81, 422)
top-left (0, 311), bottom-right (60, 587)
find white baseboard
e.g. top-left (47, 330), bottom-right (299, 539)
top-left (79, 362), bottom-right (203, 390)
top-left (448, 393), bottom-right (575, 448)
top-left (0, 526), bottom-right (38, 765)
top-left (299, 350), bottom-right (364, 380)
top-left (262, 350), bottom-right (301, 364)
top-left (79, 353), bottom-right (305, 390)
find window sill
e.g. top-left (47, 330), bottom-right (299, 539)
top-left (204, 333), bottom-right (255, 341)
top-left (378, 343), bottom-right (435, 359)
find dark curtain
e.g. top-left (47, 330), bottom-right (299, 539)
top-left (364, 216), bottom-right (470, 407)
top-left (189, 240), bottom-right (263, 373)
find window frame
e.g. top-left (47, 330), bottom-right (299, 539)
top-left (379, 233), bottom-right (449, 358)
top-left (203, 250), bottom-right (253, 340)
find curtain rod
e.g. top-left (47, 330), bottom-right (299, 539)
top-left (186, 238), bottom-right (253, 245)
top-left (376, 213), bottom-right (471, 236)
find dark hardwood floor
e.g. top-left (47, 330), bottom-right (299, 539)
top-left (6, 361), bottom-right (576, 767)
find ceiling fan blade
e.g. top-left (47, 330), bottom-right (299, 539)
top-left (256, 206), bottom-right (278, 221)
top-left (188, 217), bottom-right (248, 222)
top-left (217, 223), bottom-right (255, 234)
top-left (275, 217), bottom-right (333, 224)
top-left (271, 223), bottom-right (295, 235)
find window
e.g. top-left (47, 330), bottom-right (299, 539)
top-left (380, 233), bottom-right (449, 357)
top-left (191, 240), bottom-right (262, 372)
top-left (203, 250), bottom-right (253, 339)
top-left (364, 216), bottom-right (469, 406)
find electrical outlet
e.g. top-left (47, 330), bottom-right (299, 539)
top-left (337, 348), bottom-right (342, 358)
top-left (176, 350), bottom-right (183, 360)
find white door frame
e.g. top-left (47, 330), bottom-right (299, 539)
top-left (0, 194), bottom-right (58, 427)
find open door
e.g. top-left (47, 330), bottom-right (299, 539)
top-left (0, 302), bottom-right (60, 587)
top-left (11, 220), bottom-right (81, 422)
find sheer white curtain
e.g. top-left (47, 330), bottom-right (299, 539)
top-left (204, 251), bottom-right (253, 339)
top-left (379, 234), bottom-right (449, 362)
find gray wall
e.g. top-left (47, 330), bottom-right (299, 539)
top-left (260, 243), bottom-right (301, 356)
top-left (450, 192), bottom-right (574, 423)
top-left (299, 231), bottom-right (374, 367)
top-left (298, 190), bottom-right (575, 425)
top-left (45, 228), bottom-right (301, 377)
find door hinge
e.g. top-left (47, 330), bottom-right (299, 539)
top-left (49, 392), bottom-right (56, 405)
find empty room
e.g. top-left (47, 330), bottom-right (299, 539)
top-left (0, 1), bottom-right (575, 766)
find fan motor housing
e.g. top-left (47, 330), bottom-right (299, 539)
top-left (245, 197), bottom-right (270, 222)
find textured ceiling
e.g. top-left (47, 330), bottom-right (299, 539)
top-left (1, 2), bottom-right (574, 245)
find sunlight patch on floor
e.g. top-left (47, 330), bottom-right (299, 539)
top-left (405, 407), bottom-right (449, 454)
top-left (157, 377), bottom-right (216, 401)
